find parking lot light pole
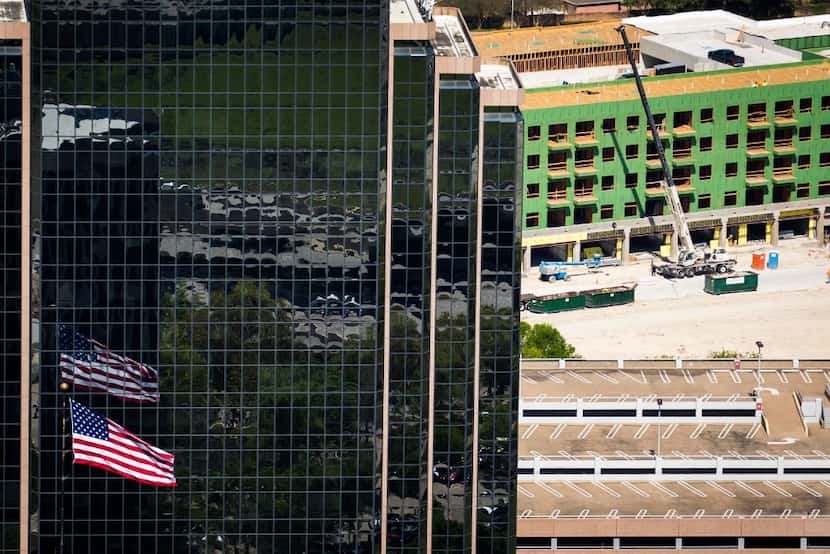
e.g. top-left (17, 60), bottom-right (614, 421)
top-left (755, 341), bottom-right (764, 385)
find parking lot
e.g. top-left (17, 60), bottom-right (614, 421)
top-left (518, 479), bottom-right (830, 518)
top-left (517, 361), bottom-right (830, 520)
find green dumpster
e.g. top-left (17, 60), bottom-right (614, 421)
top-left (704, 271), bottom-right (758, 295)
top-left (526, 291), bottom-right (586, 314)
top-left (583, 284), bottom-right (636, 308)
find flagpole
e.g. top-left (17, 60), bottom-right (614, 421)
top-left (59, 382), bottom-right (70, 554)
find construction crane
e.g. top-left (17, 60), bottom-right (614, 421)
top-left (615, 26), bottom-right (737, 278)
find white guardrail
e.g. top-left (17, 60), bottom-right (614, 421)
top-left (520, 396), bottom-right (762, 424)
top-left (518, 455), bottom-right (830, 481)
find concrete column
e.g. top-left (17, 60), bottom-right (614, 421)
top-left (770, 213), bottom-right (780, 247)
top-left (522, 246), bottom-right (531, 275)
top-left (818, 207), bottom-right (827, 247)
top-left (566, 243), bottom-right (574, 262)
top-left (737, 223), bottom-right (748, 246)
top-left (670, 231), bottom-right (679, 258)
top-left (573, 240), bottom-right (582, 262)
top-left (719, 218), bottom-right (728, 248)
top-left (621, 228), bottom-right (631, 265)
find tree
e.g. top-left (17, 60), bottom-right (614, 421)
top-left (520, 322), bottom-right (578, 358)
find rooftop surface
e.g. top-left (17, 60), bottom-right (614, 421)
top-left (478, 61), bottom-right (521, 90)
top-left (519, 63), bottom-right (645, 88)
top-left (519, 360), bottom-right (830, 519)
top-left (434, 11), bottom-right (476, 57)
top-left (472, 21), bottom-right (650, 59)
top-left (521, 61), bottom-right (830, 109)
top-left (624, 10), bottom-right (830, 41)
top-left (641, 30), bottom-right (802, 69)
top-left (0, 1), bottom-right (24, 21)
top-left (390, 0), bottom-right (424, 24)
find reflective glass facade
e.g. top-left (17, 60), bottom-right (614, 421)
top-left (0, 41), bottom-right (22, 554)
top-left (27, 2), bottom-right (521, 553)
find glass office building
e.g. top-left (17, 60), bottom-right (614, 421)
top-left (1, 34), bottom-right (23, 554)
top-left (24, 0), bottom-right (523, 552)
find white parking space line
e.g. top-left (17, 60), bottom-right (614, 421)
top-left (578, 509), bottom-right (591, 519)
top-left (707, 370), bottom-right (717, 384)
top-left (535, 481), bottom-right (564, 498)
top-left (577, 424), bottom-right (594, 440)
top-left (678, 481), bottom-right (707, 497)
top-left (518, 486), bottom-right (535, 498)
top-left (520, 509), bottom-right (533, 517)
top-left (658, 369), bottom-right (671, 384)
top-left (594, 370), bottom-right (619, 384)
top-left (792, 481), bottom-right (822, 497)
top-left (694, 509), bottom-right (705, 518)
top-left (622, 481), bottom-right (650, 497)
top-left (593, 482), bottom-right (622, 498)
top-left (534, 393), bottom-right (546, 402)
top-left (650, 482), bottom-right (678, 498)
top-left (706, 481), bottom-right (736, 497)
top-left (727, 450), bottom-right (745, 459)
top-left (540, 370), bottom-right (564, 384)
top-left (781, 508), bottom-right (792, 518)
top-left (776, 370), bottom-right (789, 384)
top-left (751, 509), bottom-right (763, 519)
top-left (730, 371), bottom-right (742, 384)
top-left (550, 424), bottom-right (566, 440)
top-left (820, 481), bottom-right (830, 490)
top-left (634, 423), bottom-right (650, 439)
top-left (718, 424), bottom-right (734, 439)
top-left (690, 423), bottom-right (706, 439)
top-left (521, 375), bottom-right (536, 385)
top-left (810, 509), bottom-right (821, 518)
top-left (617, 370), bottom-right (647, 384)
top-left (763, 481), bottom-right (793, 497)
top-left (529, 450), bottom-right (548, 461)
top-left (682, 369), bottom-right (694, 384)
top-left (746, 423), bottom-right (762, 439)
top-left (755, 450), bottom-right (775, 460)
top-left (801, 371), bottom-right (812, 383)
top-left (665, 509), bottom-right (677, 518)
top-left (521, 424), bottom-right (539, 440)
top-left (609, 509), bottom-right (619, 518)
top-left (663, 423), bottom-right (678, 439)
top-left (734, 481), bottom-right (764, 497)
top-left (550, 509), bottom-right (561, 518)
top-left (723, 509), bottom-right (734, 518)
top-left (784, 449), bottom-right (805, 460)
top-left (823, 371), bottom-right (830, 383)
top-left (565, 482), bottom-right (592, 497)
top-left (606, 424), bottom-right (622, 439)
top-left (616, 450), bottom-right (634, 460)
top-left (567, 371), bottom-right (592, 384)
top-left (558, 450), bottom-right (575, 459)
top-left (636, 509), bottom-right (648, 519)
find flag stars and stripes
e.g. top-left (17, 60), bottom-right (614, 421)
top-left (69, 400), bottom-right (176, 488)
top-left (59, 324), bottom-right (160, 403)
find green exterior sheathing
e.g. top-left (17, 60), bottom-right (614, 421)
top-left (520, 71), bottom-right (830, 232)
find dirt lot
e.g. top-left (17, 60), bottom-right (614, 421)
top-left (522, 239), bottom-right (830, 359)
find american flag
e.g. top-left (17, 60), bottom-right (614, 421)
top-left (59, 325), bottom-right (159, 403)
top-left (69, 399), bottom-right (176, 487)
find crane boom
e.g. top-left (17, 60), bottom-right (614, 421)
top-left (615, 25), bottom-right (695, 255)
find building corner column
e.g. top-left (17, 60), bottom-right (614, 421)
top-left (522, 245), bottom-right (531, 275)
top-left (770, 212), bottom-right (780, 247)
top-left (817, 207), bottom-right (826, 247)
top-left (621, 228), bottom-right (630, 265)
top-left (719, 218), bottom-right (728, 248)
top-left (572, 240), bottom-right (581, 262)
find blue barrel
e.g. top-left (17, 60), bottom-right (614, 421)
top-left (767, 250), bottom-right (780, 269)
